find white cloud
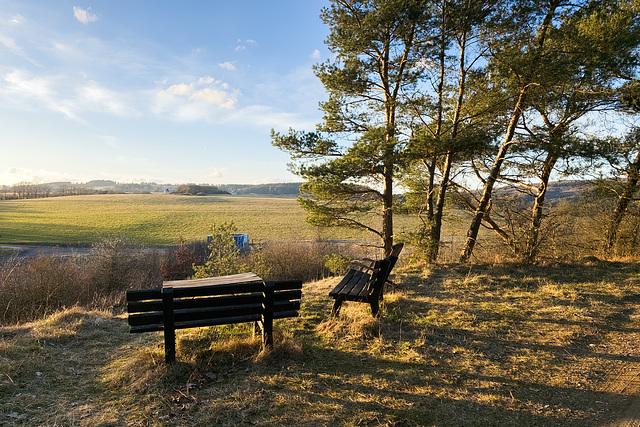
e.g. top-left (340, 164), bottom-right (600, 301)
top-left (9, 15), bottom-right (26, 26)
top-left (153, 77), bottom-right (239, 121)
top-left (310, 49), bottom-right (321, 59)
top-left (73, 6), bottom-right (97, 25)
top-left (219, 62), bottom-right (236, 71)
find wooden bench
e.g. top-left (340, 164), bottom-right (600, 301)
top-left (126, 273), bottom-right (302, 364)
top-left (329, 243), bottom-right (403, 317)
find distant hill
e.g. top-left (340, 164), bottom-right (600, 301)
top-left (494, 179), bottom-right (596, 201)
top-left (218, 182), bottom-right (302, 196)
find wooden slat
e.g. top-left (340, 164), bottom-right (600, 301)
top-left (171, 282), bottom-right (264, 298)
top-left (128, 311), bottom-right (163, 327)
top-left (173, 303), bottom-right (263, 323)
top-left (274, 290), bottom-right (302, 302)
top-left (163, 272), bottom-right (262, 288)
top-left (329, 269), bottom-right (359, 296)
top-left (272, 280), bottom-right (302, 291)
top-left (172, 293), bottom-right (263, 311)
top-left (130, 324), bottom-right (164, 333)
top-left (348, 274), bottom-right (372, 297)
top-left (338, 271), bottom-right (370, 296)
top-left (128, 300), bottom-right (163, 314)
top-left (126, 288), bottom-right (162, 302)
top-left (174, 313), bottom-right (263, 330)
top-left (273, 300), bottom-right (300, 313)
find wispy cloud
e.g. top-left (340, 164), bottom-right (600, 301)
top-left (235, 39), bottom-right (257, 52)
top-left (310, 49), bottom-right (321, 59)
top-left (9, 15), bottom-right (26, 26)
top-left (219, 62), bottom-right (236, 71)
top-left (73, 6), bottom-right (97, 25)
top-left (1, 167), bottom-right (77, 184)
top-left (77, 81), bottom-right (139, 116)
top-left (204, 167), bottom-right (227, 180)
top-left (1, 69), bottom-right (83, 121)
top-left (0, 69), bottom-right (139, 122)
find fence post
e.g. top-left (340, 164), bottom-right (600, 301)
top-left (162, 287), bottom-right (176, 365)
top-left (262, 282), bottom-right (275, 349)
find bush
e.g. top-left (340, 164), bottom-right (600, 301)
top-left (160, 237), bottom-right (197, 280)
top-left (0, 256), bottom-right (90, 325)
top-left (193, 222), bottom-right (248, 279)
top-left (257, 240), bottom-right (361, 282)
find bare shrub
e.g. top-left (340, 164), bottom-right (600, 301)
top-left (257, 240), bottom-right (362, 282)
top-left (0, 256), bottom-right (91, 325)
top-left (85, 238), bottom-right (162, 296)
top-left (160, 237), bottom-right (197, 280)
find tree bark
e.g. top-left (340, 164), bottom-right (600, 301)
top-left (605, 150), bottom-right (640, 254)
top-left (523, 152), bottom-right (558, 263)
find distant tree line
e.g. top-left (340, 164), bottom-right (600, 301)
top-left (217, 182), bottom-right (302, 196)
top-left (173, 184), bottom-right (229, 196)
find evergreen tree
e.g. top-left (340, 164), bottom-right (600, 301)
top-left (273, 0), bottom-right (431, 255)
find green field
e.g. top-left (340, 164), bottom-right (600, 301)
top-left (0, 194), bottom-right (422, 246)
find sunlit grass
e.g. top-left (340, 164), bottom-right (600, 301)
top-left (0, 193), bottom-right (422, 245)
top-left (2, 261), bottom-right (640, 425)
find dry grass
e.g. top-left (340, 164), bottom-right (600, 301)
top-left (2, 260), bottom-right (640, 425)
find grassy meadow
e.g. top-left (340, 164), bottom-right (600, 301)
top-left (0, 193), bottom-right (425, 246)
top-left (2, 260), bottom-right (640, 426)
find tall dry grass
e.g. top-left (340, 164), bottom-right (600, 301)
top-left (0, 238), bottom-right (371, 326)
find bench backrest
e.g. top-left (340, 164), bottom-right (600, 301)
top-left (368, 255), bottom-right (397, 300)
top-left (127, 280), bottom-right (302, 334)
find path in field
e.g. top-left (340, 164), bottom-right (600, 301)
top-left (0, 244), bottom-right (91, 258)
top-left (600, 350), bottom-right (640, 426)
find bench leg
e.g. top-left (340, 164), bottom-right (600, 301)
top-left (370, 298), bottom-right (380, 318)
top-left (331, 296), bottom-right (344, 317)
top-left (262, 282), bottom-right (275, 349)
top-left (162, 287), bottom-right (176, 365)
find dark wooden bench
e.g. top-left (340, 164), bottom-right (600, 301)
top-left (126, 275), bottom-right (302, 364)
top-left (329, 243), bottom-right (403, 317)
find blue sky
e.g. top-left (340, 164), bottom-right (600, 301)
top-left (0, 1), bottom-right (331, 186)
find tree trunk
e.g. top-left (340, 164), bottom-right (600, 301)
top-left (382, 162), bottom-right (394, 256)
top-left (605, 150), bottom-right (640, 254)
top-left (460, 90), bottom-right (526, 262)
top-left (459, 2), bottom-right (559, 263)
top-left (523, 152), bottom-right (558, 263)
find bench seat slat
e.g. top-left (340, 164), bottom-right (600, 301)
top-left (172, 282), bottom-right (264, 298)
top-left (173, 293), bottom-right (263, 310)
top-left (329, 270), bottom-right (369, 297)
top-left (174, 314), bottom-right (262, 330)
